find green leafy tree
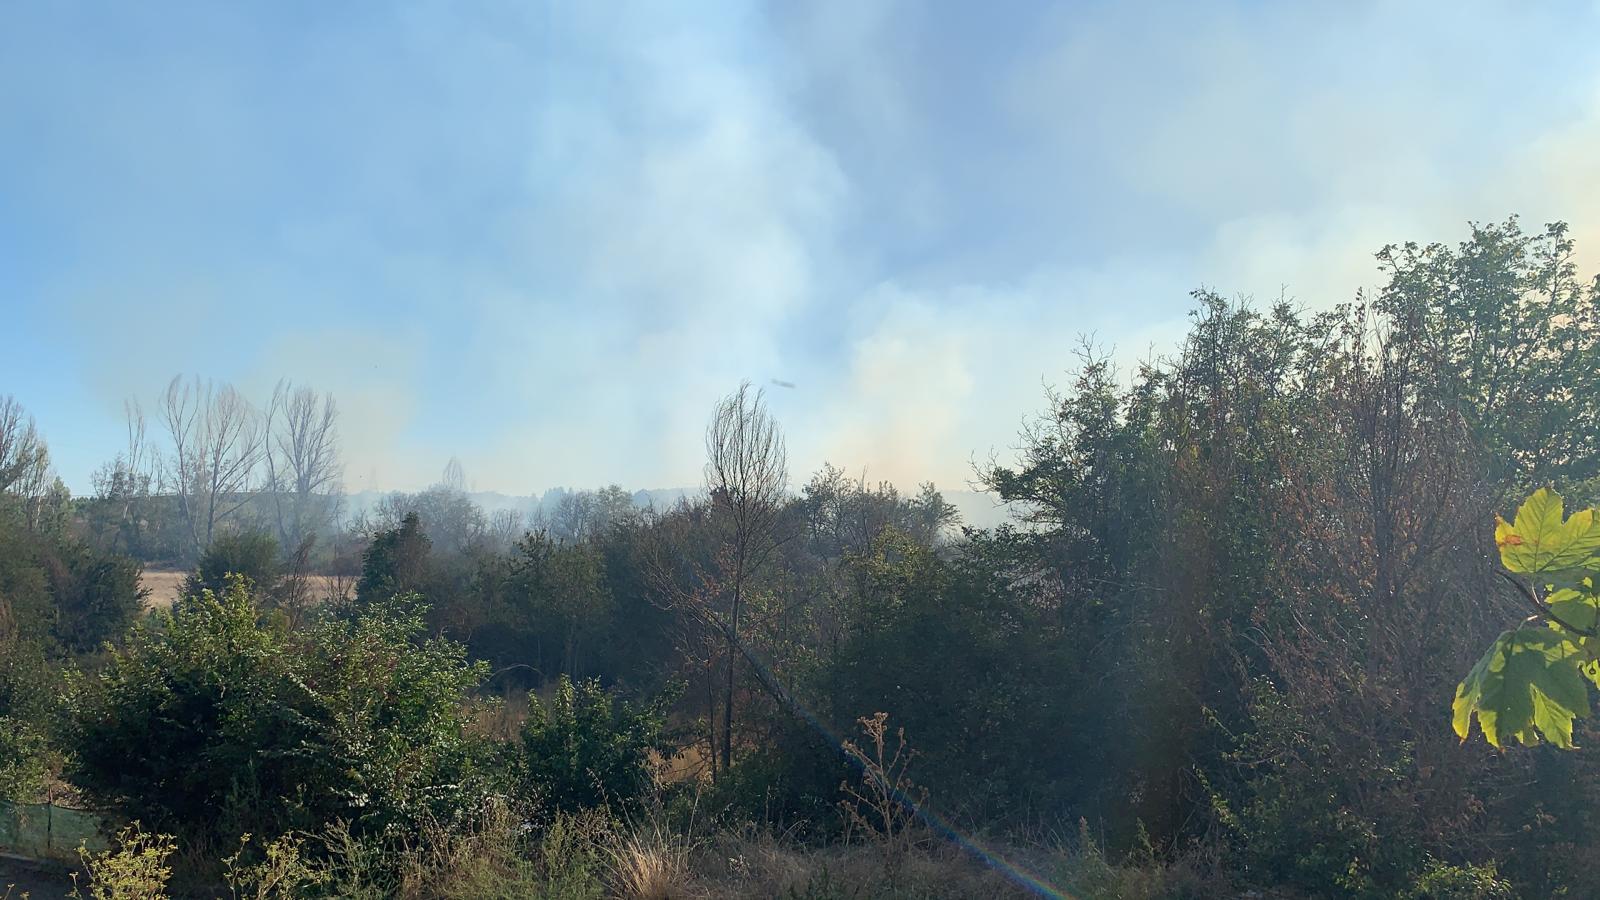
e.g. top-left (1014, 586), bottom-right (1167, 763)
top-left (356, 511), bottom-right (432, 602)
top-left (505, 532), bottom-right (611, 678)
top-left (1379, 218), bottom-right (1600, 490)
top-left (811, 527), bottom-right (1073, 821)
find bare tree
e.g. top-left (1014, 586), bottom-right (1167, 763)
top-left (442, 457), bottom-right (466, 493)
top-left (91, 400), bottom-right (158, 554)
top-left (276, 535), bottom-right (319, 631)
top-left (264, 380), bottom-right (342, 549)
top-left (15, 443), bottom-right (61, 532)
top-left (488, 507), bottom-right (525, 550)
top-left (0, 395), bottom-right (47, 496)
top-left (0, 404), bottom-right (36, 633)
top-left (553, 490), bottom-right (597, 543)
top-left (550, 486), bottom-right (637, 543)
top-left (704, 381), bottom-right (789, 773)
top-left (160, 375), bottom-right (265, 558)
top-left (123, 399), bottom-right (155, 487)
top-left (0, 395), bottom-right (63, 531)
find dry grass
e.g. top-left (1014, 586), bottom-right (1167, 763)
top-left (607, 824), bottom-right (694, 900)
top-left (688, 829), bottom-right (1216, 900)
top-left (136, 571), bottom-right (188, 610)
top-left (691, 830), bottom-right (1036, 900)
top-left (133, 804), bottom-right (1217, 900)
top-left (138, 571), bottom-right (344, 610)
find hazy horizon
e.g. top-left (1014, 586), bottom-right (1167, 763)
top-left (6, 1), bottom-right (1600, 496)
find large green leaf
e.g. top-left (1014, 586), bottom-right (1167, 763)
top-left (1452, 626), bottom-right (1590, 748)
top-left (1496, 488), bottom-right (1600, 575)
top-left (1545, 587), bottom-right (1600, 634)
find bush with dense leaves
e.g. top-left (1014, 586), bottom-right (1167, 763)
top-left (0, 496), bottom-right (144, 800)
top-left (518, 675), bottom-right (676, 816)
top-left (69, 578), bottom-right (493, 847)
top-left (183, 529), bottom-right (280, 599)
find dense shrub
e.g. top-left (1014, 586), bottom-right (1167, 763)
top-left (69, 580), bottom-right (493, 848)
top-left (0, 496), bottom-right (142, 800)
top-left (0, 501), bottom-right (145, 654)
top-left (808, 527), bottom-right (1075, 822)
top-left (183, 529), bottom-right (279, 598)
top-left (0, 634), bottom-right (59, 801)
top-left (356, 512), bottom-right (433, 603)
top-left (51, 549), bottom-right (147, 653)
top-left (0, 712), bottom-right (53, 801)
top-left (518, 675), bottom-right (677, 816)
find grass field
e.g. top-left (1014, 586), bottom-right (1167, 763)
top-left (139, 570), bottom-right (345, 609)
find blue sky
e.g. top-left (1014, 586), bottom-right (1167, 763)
top-left (4, 1), bottom-right (1600, 495)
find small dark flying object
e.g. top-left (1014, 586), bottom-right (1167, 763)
top-left (769, 379), bottom-right (797, 389)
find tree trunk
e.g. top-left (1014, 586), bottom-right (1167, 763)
top-left (721, 579), bottom-right (739, 774)
top-left (706, 658), bottom-right (719, 782)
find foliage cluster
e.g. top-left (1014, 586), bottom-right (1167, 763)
top-left (69, 579), bottom-right (493, 850)
top-left (0, 479), bottom-right (145, 801)
top-left (517, 674), bottom-right (677, 816)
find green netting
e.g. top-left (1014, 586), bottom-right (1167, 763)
top-left (0, 802), bottom-right (50, 856)
top-left (49, 805), bottom-right (108, 856)
top-left (0, 800), bottom-right (109, 862)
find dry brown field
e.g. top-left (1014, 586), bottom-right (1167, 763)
top-left (138, 570), bottom-right (346, 609)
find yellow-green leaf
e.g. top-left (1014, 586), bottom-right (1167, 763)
top-left (1546, 587), bottom-right (1600, 634)
top-left (1497, 488), bottom-right (1600, 574)
top-left (1452, 626), bottom-right (1589, 748)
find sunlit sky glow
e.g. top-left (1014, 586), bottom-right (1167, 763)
top-left (5, 1), bottom-right (1600, 496)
